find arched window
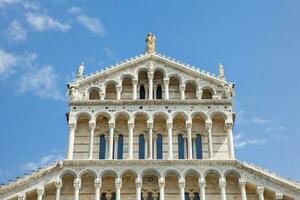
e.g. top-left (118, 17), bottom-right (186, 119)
top-left (194, 192), bottom-right (200, 200)
top-left (178, 134), bottom-right (185, 159)
top-left (139, 134), bottom-right (145, 159)
top-left (156, 85), bottom-right (162, 99)
top-left (117, 135), bottom-right (123, 159)
top-left (202, 89), bottom-right (213, 99)
top-left (140, 85), bottom-right (146, 99)
top-left (89, 89), bottom-right (100, 100)
top-left (157, 134), bottom-right (163, 159)
top-left (195, 134), bottom-right (203, 159)
top-left (99, 134), bottom-right (106, 159)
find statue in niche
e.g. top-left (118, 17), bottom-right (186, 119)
top-left (145, 32), bottom-right (156, 54)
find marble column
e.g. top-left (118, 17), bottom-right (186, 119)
top-left (88, 122), bottom-right (96, 159)
top-left (132, 79), bottom-right (138, 100)
top-left (55, 178), bottom-right (62, 200)
top-left (167, 122), bottom-right (173, 159)
top-left (37, 186), bottom-right (44, 200)
top-left (108, 122), bottom-right (115, 160)
top-left (164, 78), bottom-right (169, 100)
top-left (148, 71), bottom-right (154, 100)
top-left (205, 121), bottom-right (213, 159)
top-left (199, 178), bottom-right (206, 200)
top-left (239, 179), bottom-right (247, 200)
top-left (100, 91), bottom-right (105, 100)
top-left (159, 178), bottom-right (165, 200)
top-left (67, 123), bottom-right (76, 159)
top-left (256, 186), bottom-right (264, 200)
top-left (116, 85), bottom-right (122, 100)
top-left (128, 122), bottom-right (134, 159)
top-left (275, 193), bottom-right (283, 200)
top-left (179, 178), bottom-right (185, 200)
top-left (115, 178), bottom-right (122, 200)
top-left (180, 84), bottom-right (186, 100)
top-left (94, 178), bottom-right (102, 200)
top-left (186, 122), bottom-right (193, 159)
top-left (136, 178), bottom-right (142, 200)
top-left (225, 122), bottom-right (235, 159)
top-left (219, 177), bottom-right (226, 200)
top-left (148, 122), bottom-right (153, 159)
top-left (74, 178), bottom-right (81, 200)
top-left (18, 193), bottom-right (26, 200)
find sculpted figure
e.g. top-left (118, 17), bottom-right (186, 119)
top-left (145, 32), bottom-right (156, 54)
top-left (76, 62), bottom-right (84, 79)
top-left (223, 83), bottom-right (233, 98)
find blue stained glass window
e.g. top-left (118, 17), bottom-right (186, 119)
top-left (185, 192), bottom-right (189, 200)
top-left (196, 134), bottom-right (203, 159)
top-left (194, 192), bottom-right (200, 200)
top-left (157, 134), bottom-right (163, 159)
top-left (118, 135), bottom-right (123, 159)
top-left (178, 134), bottom-right (185, 159)
top-left (156, 85), bottom-right (162, 99)
top-left (99, 135), bottom-right (106, 159)
top-left (139, 134), bottom-right (145, 159)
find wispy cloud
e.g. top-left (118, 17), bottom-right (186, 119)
top-left (17, 65), bottom-right (65, 101)
top-left (0, 0), bottom-right (39, 10)
top-left (252, 117), bottom-right (270, 124)
top-left (20, 150), bottom-right (64, 172)
top-left (67, 6), bottom-right (81, 14)
top-left (26, 12), bottom-right (71, 32)
top-left (0, 49), bottom-right (18, 78)
top-left (234, 133), bottom-right (266, 148)
top-left (76, 14), bottom-right (105, 36)
top-left (5, 20), bottom-right (27, 42)
top-left (104, 47), bottom-right (114, 58)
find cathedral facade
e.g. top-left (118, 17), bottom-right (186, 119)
top-left (1, 34), bottom-right (300, 200)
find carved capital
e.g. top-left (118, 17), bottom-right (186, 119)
top-left (99, 92), bottom-right (105, 100)
top-left (116, 85), bottom-right (122, 92)
top-left (115, 178), bottom-right (122, 189)
top-left (148, 71), bottom-right (154, 79)
top-left (159, 177), bottom-right (165, 187)
top-left (94, 178), bottom-right (102, 188)
top-left (163, 78), bottom-right (170, 85)
top-left (199, 177), bottom-right (206, 187)
top-left (275, 193), bottom-right (283, 200)
top-left (109, 122), bottom-right (115, 129)
top-left (189, 193), bottom-right (195, 200)
top-left (225, 122), bottom-right (233, 130)
top-left (196, 90), bottom-right (202, 99)
top-left (186, 122), bottom-right (192, 129)
top-left (219, 177), bottom-right (226, 189)
top-left (147, 122), bottom-right (153, 129)
top-left (256, 186), bottom-right (264, 195)
top-left (135, 177), bottom-right (142, 188)
top-left (55, 178), bottom-right (62, 189)
top-left (106, 194), bottom-right (112, 200)
top-left (180, 84), bottom-right (186, 91)
top-left (37, 185), bottom-right (44, 196)
top-left (68, 123), bottom-right (76, 130)
top-left (89, 122), bottom-right (96, 130)
top-left (205, 121), bottom-right (212, 131)
top-left (239, 179), bottom-right (246, 188)
top-left (18, 193), bottom-right (26, 200)
top-left (74, 178), bottom-right (81, 190)
top-left (128, 122), bottom-right (134, 129)
top-left (132, 79), bottom-right (138, 85)
top-left (167, 122), bottom-right (173, 130)
top-left (178, 178), bottom-right (185, 189)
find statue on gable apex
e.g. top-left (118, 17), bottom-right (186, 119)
top-left (76, 62), bottom-right (85, 80)
top-left (145, 32), bottom-right (156, 54)
top-left (218, 63), bottom-right (225, 80)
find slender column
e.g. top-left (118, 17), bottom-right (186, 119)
top-left (18, 193), bottom-right (26, 200)
top-left (89, 122), bottom-right (96, 159)
top-left (205, 121), bottom-right (213, 159)
top-left (106, 194), bottom-right (112, 200)
top-left (132, 79), bottom-right (138, 100)
top-left (180, 84), bottom-right (186, 100)
top-left (94, 178), bottom-right (101, 200)
top-left (74, 178), bottom-right (81, 200)
top-left (55, 178), bottom-right (62, 200)
top-left (225, 122), bottom-right (235, 159)
top-left (67, 123), bottom-right (76, 160)
top-left (196, 90), bottom-right (202, 100)
top-left (167, 122), bottom-right (173, 160)
top-left (37, 186), bottom-right (44, 200)
top-left (105, 135), bottom-right (109, 159)
top-left (116, 85), bottom-right (122, 100)
top-left (275, 193), bottom-right (283, 200)
top-left (114, 135), bottom-right (118, 159)
top-left (115, 178), bottom-right (122, 200)
top-left (186, 122), bottom-right (193, 159)
top-left (100, 92), bottom-right (105, 100)
top-left (163, 78), bottom-right (169, 100)
top-left (178, 178), bottom-right (185, 200)
top-left (135, 178), bottom-right (142, 200)
top-left (239, 179), bottom-right (247, 200)
top-left (148, 71), bottom-right (154, 100)
top-left (159, 178), bottom-right (165, 200)
top-left (256, 186), bottom-right (264, 200)
top-left (189, 193), bottom-right (195, 200)
top-left (142, 193), bottom-right (148, 200)
top-left (148, 122), bottom-right (153, 159)
top-left (219, 177), bottom-right (226, 200)
top-left (128, 122), bottom-right (134, 159)
top-left (108, 122), bottom-right (115, 160)
top-left (199, 178), bottom-right (206, 200)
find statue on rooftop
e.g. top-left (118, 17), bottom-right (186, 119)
top-left (76, 62), bottom-right (85, 80)
top-left (145, 32), bottom-right (156, 54)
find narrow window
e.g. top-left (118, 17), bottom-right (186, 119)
top-left (195, 134), bottom-right (203, 159)
top-left (194, 192), bottom-right (200, 200)
top-left (184, 192), bottom-right (189, 200)
top-left (101, 193), bottom-right (107, 200)
top-left (139, 134), bottom-right (145, 159)
top-left (156, 85), bottom-right (162, 99)
top-left (178, 134), bottom-right (185, 159)
top-left (118, 135), bottom-right (123, 159)
top-left (99, 135), bottom-right (106, 159)
top-left (157, 134), bottom-right (163, 159)
top-left (140, 85), bottom-right (146, 99)
top-left (111, 192), bottom-right (116, 200)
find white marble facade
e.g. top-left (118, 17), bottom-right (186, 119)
top-left (0, 37), bottom-right (300, 200)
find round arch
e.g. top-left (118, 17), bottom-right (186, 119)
top-left (75, 112), bottom-right (93, 122)
top-left (60, 169), bottom-right (78, 179)
top-left (152, 111), bottom-right (169, 122)
top-left (171, 111), bottom-right (190, 122)
top-left (163, 168), bottom-right (182, 178)
top-left (183, 168), bottom-right (201, 179)
top-left (95, 111), bottom-right (112, 121)
top-left (209, 111), bottom-right (228, 121)
top-left (191, 111), bottom-right (208, 121)
top-left (78, 168), bottom-right (99, 179)
top-left (168, 74), bottom-right (183, 85)
top-left (140, 168), bottom-right (162, 178)
top-left (203, 168), bottom-right (222, 178)
top-left (133, 111), bottom-right (150, 121)
top-left (100, 169), bottom-right (118, 178)
top-left (113, 111), bottom-right (131, 121)
top-left (223, 169), bottom-right (241, 179)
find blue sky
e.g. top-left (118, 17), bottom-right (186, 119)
top-left (0, 0), bottom-right (300, 183)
